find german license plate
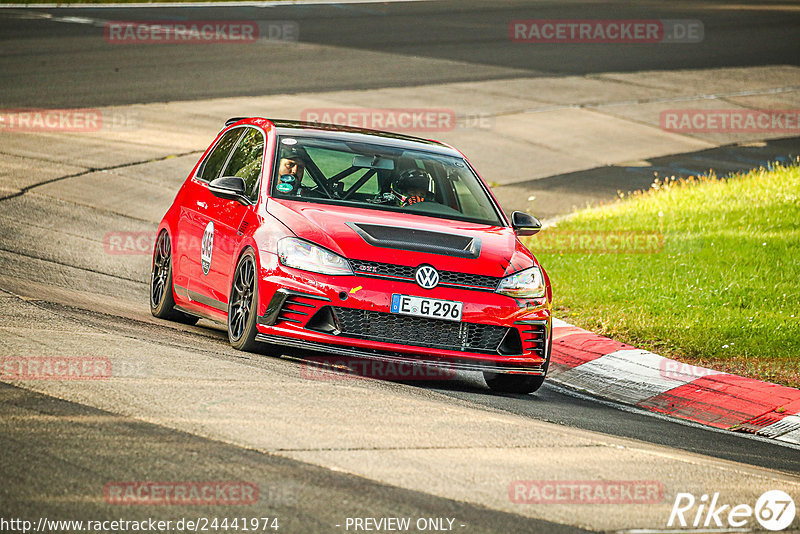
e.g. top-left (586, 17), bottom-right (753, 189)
top-left (390, 294), bottom-right (463, 322)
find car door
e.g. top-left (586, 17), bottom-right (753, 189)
top-left (204, 126), bottom-right (266, 306)
top-left (174, 127), bottom-right (244, 317)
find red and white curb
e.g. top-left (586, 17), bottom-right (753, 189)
top-left (549, 318), bottom-right (800, 444)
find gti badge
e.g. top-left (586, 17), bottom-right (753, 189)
top-left (415, 264), bottom-right (439, 289)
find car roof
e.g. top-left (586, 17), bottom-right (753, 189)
top-left (228, 117), bottom-right (462, 158)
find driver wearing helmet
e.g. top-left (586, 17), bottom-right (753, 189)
top-left (391, 169), bottom-right (432, 207)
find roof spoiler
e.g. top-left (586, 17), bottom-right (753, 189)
top-left (225, 117), bottom-right (249, 127)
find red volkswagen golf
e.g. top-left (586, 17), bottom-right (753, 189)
top-left (151, 118), bottom-right (552, 393)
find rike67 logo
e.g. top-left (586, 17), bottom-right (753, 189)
top-left (669, 490), bottom-right (796, 531)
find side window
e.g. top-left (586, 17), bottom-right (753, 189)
top-left (198, 128), bottom-right (244, 182)
top-left (222, 128), bottom-right (265, 201)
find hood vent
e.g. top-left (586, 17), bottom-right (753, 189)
top-left (347, 222), bottom-right (481, 259)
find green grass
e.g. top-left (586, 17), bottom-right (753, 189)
top-left (524, 161), bottom-right (800, 388)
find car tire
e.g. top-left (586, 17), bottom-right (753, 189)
top-left (483, 340), bottom-right (551, 394)
top-left (228, 248), bottom-right (260, 351)
top-left (150, 230), bottom-right (199, 325)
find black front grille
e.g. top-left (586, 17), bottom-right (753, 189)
top-left (351, 259), bottom-right (415, 279)
top-left (349, 259), bottom-right (501, 290)
top-left (441, 270), bottom-right (501, 289)
top-left (325, 307), bottom-right (509, 354)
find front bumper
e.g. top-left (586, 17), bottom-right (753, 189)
top-left (254, 262), bottom-right (551, 375)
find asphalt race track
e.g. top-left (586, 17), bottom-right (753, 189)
top-left (1, 1), bottom-right (800, 532)
top-left (1, 0), bottom-right (799, 107)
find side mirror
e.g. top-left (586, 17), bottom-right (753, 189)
top-left (511, 211), bottom-right (541, 236)
top-left (209, 176), bottom-right (247, 204)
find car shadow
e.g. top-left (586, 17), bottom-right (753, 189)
top-left (272, 346), bottom-right (547, 398)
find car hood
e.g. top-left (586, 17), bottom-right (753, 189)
top-left (267, 199), bottom-right (535, 277)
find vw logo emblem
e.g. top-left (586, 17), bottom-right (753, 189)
top-left (415, 265), bottom-right (439, 289)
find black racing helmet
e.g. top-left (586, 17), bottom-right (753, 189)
top-left (391, 169), bottom-right (431, 205)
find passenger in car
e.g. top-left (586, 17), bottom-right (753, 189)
top-left (277, 154), bottom-right (306, 195)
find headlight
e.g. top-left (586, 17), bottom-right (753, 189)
top-left (277, 238), bottom-right (353, 275)
top-left (495, 266), bottom-right (545, 298)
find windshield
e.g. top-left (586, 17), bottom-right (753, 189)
top-left (270, 135), bottom-right (503, 226)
